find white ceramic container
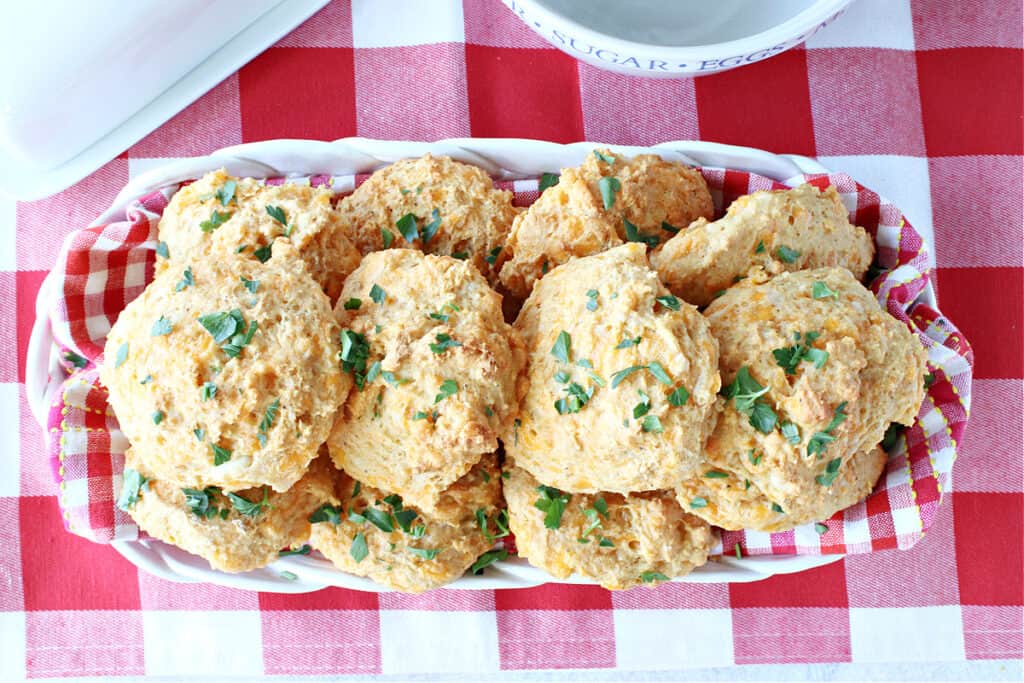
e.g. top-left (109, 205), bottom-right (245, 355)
top-left (502, 0), bottom-right (854, 77)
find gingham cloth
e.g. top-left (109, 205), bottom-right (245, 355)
top-left (2, 0), bottom-right (1021, 679)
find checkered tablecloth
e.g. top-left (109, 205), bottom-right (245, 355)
top-left (1, 0), bottom-right (1021, 679)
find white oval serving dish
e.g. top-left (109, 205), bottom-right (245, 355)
top-left (28, 137), bottom-right (935, 593)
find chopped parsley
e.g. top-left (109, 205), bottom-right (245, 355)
top-left (343, 297), bottom-right (362, 310)
top-left (114, 343), bottom-right (129, 368)
top-left (668, 385), bottom-right (690, 406)
top-left (690, 497), bottom-right (707, 509)
top-left (647, 361), bottom-right (672, 386)
top-left (151, 316), bottom-right (172, 336)
top-left (394, 509), bottom-right (419, 535)
top-left (429, 333), bottom-right (462, 354)
top-left (776, 245), bottom-right (801, 263)
top-left (265, 204), bottom-right (287, 228)
top-left (253, 244), bottom-right (273, 263)
top-left (815, 457), bottom-right (843, 486)
top-left (722, 366), bottom-right (777, 433)
top-left (182, 487), bottom-right (220, 517)
top-left (593, 150), bottom-right (616, 164)
top-left (610, 365), bottom-right (646, 388)
top-left (586, 289), bottom-right (599, 311)
top-left (538, 172), bottom-right (560, 192)
top-left (257, 398), bottom-right (279, 446)
top-left (780, 421), bottom-right (801, 445)
top-left (880, 422), bottom-right (904, 452)
top-left (554, 382), bottom-right (593, 414)
top-left (640, 571), bottom-right (669, 583)
top-left (396, 213), bottom-right (419, 243)
top-left (616, 337), bottom-right (642, 349)
top-left (434, 379), bottom-right (458, 403)
top-left (309, 504), bottom-right (343, 524)
top-left (924, 372), bottom-right (936, 388)
top-left (363, 507), bottom-right (394, 533)
top-left (193, 427), bottom-right (204, 441)
top-left (350, 533), bottom-right (368, 563)
top-left (175, 267), bottom-right (194, 292)
top-left (198, 309), bottom-right (258, 357)
top-left (815, 523), bottom-right (829, 535)
top-left (227, 488), bottom-right (270, 517)
top-left (155, 241), bottom-right (170, 259)
top-left (428, 301), bottom-right (461, 323)
top-left (749, 450), bottom-right (763, 466)
top-left (152, 410), bottom-right (165, 425)
top-left (623, 218), bottom-right (659, 247)
top-left (661, 221), bottom-right (680, 235)
top-left (64, 350), bottom-right (89, 369)
top-left (211, 443), bottom-right (232, 466)
top-left (471, 548), bottom-right (509, 574)
top-left (633, 389), bottom-right (651, 419)
top-left (408, 547), bottom-right (440, 560)
top-left (704, 470), bottom-right (729, 479)
top-left (640, 415), bottom-right (663, 433)
top-left (655, 294), bottom-right (681, 311)
top-left (421, 209), bottom-right (442, 245)
top-left (200, 382), bottom-right (217, 401)
top-left (755, 240), bottom-right (766, 254)
top-left (534, 485), bottom-right (570, 529)
top-left (551, 330), bottom-right (572, 364)
top-left (579, 507), bottom-right (603, 541)
top-left (807, 402), bottom-right (848, 458)
top-left (451, 251), bottom-right (469, 260)
top-left (485, 246), bottom-right (502, 265)
top-left (773, 331), bottom-right (828, 374)
top-left (216, 180), bottom-right (236, 206)
top-left (140, 375), bottom-right (153, 385)
top-left (200, 210), bottom-right (232, 233)
top-left (116, 468), bottom-right (147, 510)
top-left (240, 276), bottom-right (259, 294)
top-left (771, 502), bottom-right (785, 513)
top-left (598, 176), bottom-right (621, 210)
top-left (812, 281), bottom-right (839, 300)
top-left (734, 543), bottom-right (743, 559)
top-left (339, 329), bottom-right (371, 389)
top-left (369, 284), bottom-right (386, 304)
top-left (381, 227), bottom-right (394, 249)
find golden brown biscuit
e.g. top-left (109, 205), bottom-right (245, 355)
top-left (504, 243), bottom-right (721, 493)
top-left (503, 464), bottom-right (714, 590)
top-left (310, 455), bottom-right (504, 593)
top-left (101, 242), bottom-right (348, 492)
top-left (335, 154), bottom-right (519, 282)
top-left (156, 169), bottom-right (362, 302)
top-left (499, 149), bottom-right (713, 299)
top-left (679, 267), bottom-right (926, 530)
top-left (119, 450), bottom-right (336, 573)
top-left (651, 184), bottom-right (874, 307)
top-left (676, 446), bottom-right (887, 531)
top-left (327, 249), bottom-right (525, 512)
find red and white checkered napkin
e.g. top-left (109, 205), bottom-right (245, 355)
top-left (43, 167), bottom-right (974, 558)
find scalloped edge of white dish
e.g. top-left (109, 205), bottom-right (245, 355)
top-left (27, 137), bottom-right (935, 593)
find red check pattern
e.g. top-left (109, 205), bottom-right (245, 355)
top-left (2, 0), bottom-right (1021, 678)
